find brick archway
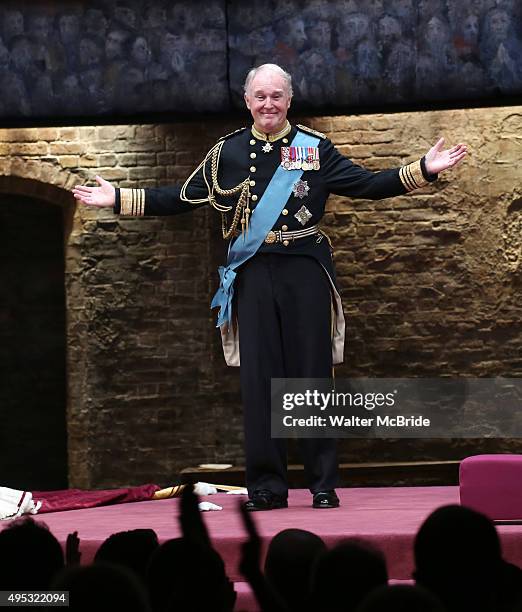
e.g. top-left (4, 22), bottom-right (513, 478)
top-left (0, 175), bottom-right (76, 242)
top-left (0, 187), bottom-right (70, 489)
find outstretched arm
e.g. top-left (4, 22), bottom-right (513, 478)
top-left (323, 136), bottom-right (468, 200)
top-left (72, 158), bottom-right (210, 217)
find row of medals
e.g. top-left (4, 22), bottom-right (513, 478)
top-left (280, 146), bottom-right (320, 171)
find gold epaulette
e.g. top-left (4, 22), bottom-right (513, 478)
top-left (399, 159), bottom-right (429, 192)
top-left (119, 187), bottom-right (145, 216)
top-left (297, 124), bottom-right (327, 139)
top-left (218, 127), bottom-right (246, 142)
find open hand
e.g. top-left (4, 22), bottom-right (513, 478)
top-left (424, 138), bottom-right (467, 175)
top-left (72, 175), bottom-right (115, 207)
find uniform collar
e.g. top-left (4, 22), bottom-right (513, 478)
top-left (251, 120), bottom-right (291, 142)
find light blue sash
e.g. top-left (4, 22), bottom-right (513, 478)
top-left (211, 130), bottom-right (320, 327)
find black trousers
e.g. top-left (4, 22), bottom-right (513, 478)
top-left (236, 253), bottom-right (338, 497)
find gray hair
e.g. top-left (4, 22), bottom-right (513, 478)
top-left (244, 63), bottom-right (293, 97)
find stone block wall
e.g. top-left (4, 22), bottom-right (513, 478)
top-left (0, 106), bottom-right (520, 488)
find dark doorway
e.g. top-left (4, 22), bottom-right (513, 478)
top-left (0, 194), bottom-right (67, 490)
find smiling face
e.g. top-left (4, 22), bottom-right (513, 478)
top-left (244, 68), bottom-right (292, 134)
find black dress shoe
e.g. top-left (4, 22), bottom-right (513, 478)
top-left (243, 489), bottom-right (288, 511)
top-left (313, 490), bottom-right (340, 509)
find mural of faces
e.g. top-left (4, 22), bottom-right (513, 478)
top-left (0, 0), bottom-right (520, 118)
top-left (0, 0), bottom-right (229, 117)
top-left (229, 0), bottom-right (521, 109)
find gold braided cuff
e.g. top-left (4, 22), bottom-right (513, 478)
top-left (399, 159), bottom-right (429, 192)
top-left (120, 188), bottom-right (145, 216)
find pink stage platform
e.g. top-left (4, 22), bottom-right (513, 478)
top-left (11, 486), bottom-right (522, 579)
top-left (3, 486), bottom-right (522, 610)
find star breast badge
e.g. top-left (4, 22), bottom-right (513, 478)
top-left (262, 142), bottom-right (273, 153)
top-left (292, 179), bottom-right (309, 199)
top-left (295, 205), bottom-right (312, 226)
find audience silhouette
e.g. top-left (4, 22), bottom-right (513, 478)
top-left (0, 517), bottom-right (64, 591)
top-left (1, 492), bottom-right (522, 612)
top-left (264, 528), bottom-right (326, 612)
top-left (414, 504), bottom-right (522, 612)
top-left (311, 538), bottom-right (388, 612)
top-left (52, 562), bottom-right (150, 612)
top-left (94, 528), bottom-right (159, 585)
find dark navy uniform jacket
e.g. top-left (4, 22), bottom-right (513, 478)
top-left (115, 123), bottom-right (435, 286)
top-left (114, 123), bottom-right (435, 365)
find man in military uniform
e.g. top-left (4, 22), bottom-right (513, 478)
top-left (73, 63), bottom-right (467, 511)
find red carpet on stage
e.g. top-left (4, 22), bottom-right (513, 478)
top-left (3, 486), bottom-right (521, 585)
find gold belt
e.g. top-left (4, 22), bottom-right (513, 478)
top-left (264, 224), bottom-right (320, 244)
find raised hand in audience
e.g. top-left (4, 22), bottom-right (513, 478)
top-left (239, 502), bottom-right (285, 612)
top-left (65, 530), bottom-right (81, 566)
top-left (179, 481), bottom-right (211, 550)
